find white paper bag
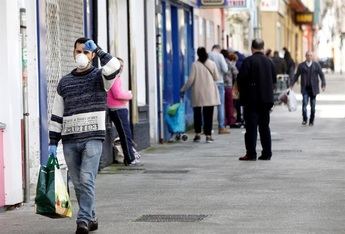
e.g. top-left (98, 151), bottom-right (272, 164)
top-left (287, 89), bottom-right (297, 112)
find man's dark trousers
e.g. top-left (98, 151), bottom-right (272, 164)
top-left (302, 87), bottom-right (316, 123)
top-left (243, 104), bottom-right (272, 158)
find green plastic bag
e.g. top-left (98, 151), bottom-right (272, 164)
top-left (35, 155), bottom-right (72, 218)
top-left (167, 103), bottom-right (181, 116)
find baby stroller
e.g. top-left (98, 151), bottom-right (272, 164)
top-left (164, 99), bottom-right (188, 142)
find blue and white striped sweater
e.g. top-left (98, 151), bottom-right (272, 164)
top-left (49, 50), bottom-right (122, 145)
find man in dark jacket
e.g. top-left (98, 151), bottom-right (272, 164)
top-left (237, 39), bottom-right (276, 161)
top-left (290, 51), bottom-right (326, 126)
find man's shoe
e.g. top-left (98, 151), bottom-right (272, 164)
top-left (302, 121), bottom-right (307, 126)
top-left (205, 136), bottom-right (214, 143)
top-left (239, 155), bottom-right (256, 161)
top-left (76, 222), bottom-right (89, 234)
top-left (193, 135), bottom-right (201, 142)
top-left (309, 122), bottom-right (313, 126)
top-left (230, 122), bottom-right (243, 128)
top-left (89, 218), bottom-right (98, 231)
top-left (258, 155), bottom-right (271, 160)
top-left (218, 128), bottom-right (230, 134)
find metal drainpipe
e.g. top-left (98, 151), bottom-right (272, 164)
top-left (20, 8), bottom-right (30, 203)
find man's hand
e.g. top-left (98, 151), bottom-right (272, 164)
top-left (322, 86), bottom-right (326, 92)
top-left (48, 145), bottom-right (57, 157)
top-left (84, 40), bottom-right (98, 52)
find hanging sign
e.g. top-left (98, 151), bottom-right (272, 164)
top-left (260, 0), bottom-right (278, 11)
top-left (196, 0), bottom-right (243, 8)
top-left (228, 0), bottom-right (246, 8)
top-left (295, 13), bottom-right (313, 25)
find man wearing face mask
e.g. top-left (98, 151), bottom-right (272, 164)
top-left (48, 37), bottom-right (122, 234)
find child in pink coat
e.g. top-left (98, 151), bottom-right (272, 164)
top-left (107, 63), bottom-right (138, 165)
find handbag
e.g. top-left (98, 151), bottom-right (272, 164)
top-left (199, 61), bottom-right (216, 80)
top-left (232, 81), bottom-right (239, 99)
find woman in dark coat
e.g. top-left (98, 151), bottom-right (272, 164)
top-left (283, 47), bottom-right (295, 85)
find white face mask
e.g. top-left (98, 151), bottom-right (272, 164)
top-left (75, 53), bottom-right (90, 69)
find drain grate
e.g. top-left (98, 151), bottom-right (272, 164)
top-left (274, 149), bottom-right (302, 153)
top-left (312, 137), bottom-right (334, 140)
top-left (202, 155), bottom-right (234, 158)
top-left (135, 214), bottom-right (207, 222)
top-left (117, 167), bottom-right (145, 171)
top-left (144, 170), bottom-right (189, 174)
top-left (98, 167), bottom-right (145, 174)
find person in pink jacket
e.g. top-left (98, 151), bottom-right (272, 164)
top-left (107, 59), bottom-right (138, 166)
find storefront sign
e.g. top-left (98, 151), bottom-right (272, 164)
top-left (295, 13), bottom-right (313, 24)
top-left (228, 0), bottom-right (246, 8)
top-left (197, 0), bottom-right (246, 8)
top-left (260, 0), bottom-right (278, 11)
top-left (180, 0), bottom-right (198, 6)
top-left (201, 0), bottom-right (225, 5)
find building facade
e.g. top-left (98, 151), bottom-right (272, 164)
top-left (0, 0), bottom-right (232, 207)
top-left (260, 0), bottom-right (313, 63)
top-left (0, 0), bottom-right (158, 207)
top-left (225, 0), bottom-right (258, 54)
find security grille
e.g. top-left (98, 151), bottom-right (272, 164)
top-left (45, 0), bottom-right (84, 117)
top-left (135, 214), bottom-right (208, 222)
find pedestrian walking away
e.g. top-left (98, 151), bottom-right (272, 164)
top-left (48, 37), bottom-right (122, 234)
top-left (283, 47), bottom-right (295, 85)
top-left (290, 51), bottom-right (326, 126)
top-left (237, 39), bottom-right (277, 161)
top-left (107, 58), bottom-right (140, 166)
top-left (272, 50), bottom-right (287, 75)
top-left (208, 44), bottom-right (230, 134)
top-left (180, 47), bottom-right (220, 143)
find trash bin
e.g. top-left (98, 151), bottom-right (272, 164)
top-left (0, 122), bottom-right (5, 208)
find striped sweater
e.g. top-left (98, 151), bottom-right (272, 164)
top-left (49, 50), bottom-right (121, 145)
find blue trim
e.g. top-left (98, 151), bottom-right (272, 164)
top-left (84, 0), bottom-right (88, 36)
top-left (84, 0), bottom-right (93, 38)
top-left (161, 1), bottom-right (195, 140)
top-left (37, 0), bottom-right (48, 165)
top-left (183, 8), bottom-right (195, 126)
top-left (157, 1), bottom-right (166, 142)
top-left (170, 5), bottom-right (180, 103)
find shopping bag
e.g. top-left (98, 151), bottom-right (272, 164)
top-left (113, 137), bottom-right (124, 163)
top-left (287, 89), bottom-right (297, 112)
top-left (35, 155), bottom-right (72, 218)
top-left (113, 137), bottom-right (141, 163)
top-left (167, 103), bottom-right (181, 116)
top-left (232, 81), bottom-right (239, 99)
top-left (278, 90), bottom-right (288, 104)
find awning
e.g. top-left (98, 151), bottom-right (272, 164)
top-left (289, 0), bottom-right (310, 13)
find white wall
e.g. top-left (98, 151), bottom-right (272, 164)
top-left (97, 0), bottom-right (108, 51)
top-left (108, 0), bottom-right (129, 89)
top-left (0, 0), bottom-right (24, 205)
top-left (130, 0), bottom-right (146, 107)
top-left (146, 0), bottom-right (159, 143)
top-left (20, 0), bottom-right (41, 194)
top-left (194, 9), bottom-right (223, 51)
